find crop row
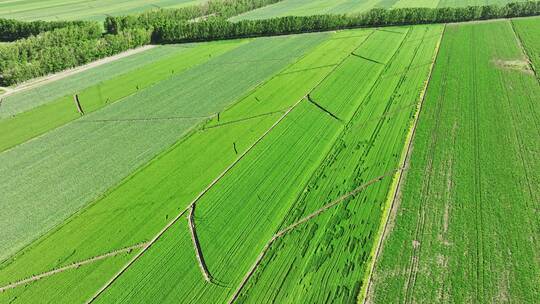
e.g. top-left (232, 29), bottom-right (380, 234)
top-left (89, 27), bottom-right (429, 303)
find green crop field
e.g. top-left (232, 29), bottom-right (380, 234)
top-left (0, 0), bottom-right (204, 21)
top-left (1, 1), bottom-right (540, 303)
top-left (232, 0), bottom-right (529, 20)
top-left (0, 23), bottom-right (446, 303)
top-left (0, 41), bottom-right (247, 152)
top-left (0, 33), bottom-right (327, 261)
top-left (0, 45), bottom-right (198, 118)
top-left (236, 24), bottom-right (444, 304)
top-left (368, 19), bottom-right (540, 303)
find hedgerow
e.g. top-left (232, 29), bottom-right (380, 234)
top-left (0, 18), bottom-right (95, 41)
top-left (104, 0), bottom-right (285, 34)
top-left (154, 1), bottom-right (540, 43)
top-left (0, 24), bottom-right (151, 85)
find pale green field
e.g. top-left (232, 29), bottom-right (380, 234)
top-left (0, 45), bottom-right (193, 118)
top-left (0, 33), bottom-right (327, 262)
top-left (233, 0), bottom-right (529, 21)
top-left (0, 0), bottom-right (204, 21)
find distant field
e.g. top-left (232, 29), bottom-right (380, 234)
top-left (233, 0), bottom-right (529, 20)
top-left (0, 0), bottom-right (204, 21)
top-left (0, 42), bottom-right (244, 152)
top-left (369, 19), bottom-right (540, 303)
top-left (0, 45), bottom-right (191, 118)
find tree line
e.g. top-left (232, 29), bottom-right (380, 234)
top-left (0, 23), bottom-right (151, 85)
top-left (153, 1), bottom-right (540, 43)
top-left (0, 18), bottom-right (94, 41)
top-left (1, 0), bottom-right (539, 85)
top-left (104, 0), bottom-right (284, 34)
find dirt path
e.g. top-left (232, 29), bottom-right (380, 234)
top-left (363, 25), bottom-right (446, 304)
top-left (0, 45), bottom-right (156, 98)
top-left (188, 204), bottom-right (213, 283)
top-left (0, 242), bottom-right (148, 293)
top-left (227, 171), bottom-right (397, 304)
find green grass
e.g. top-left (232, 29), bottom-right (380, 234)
top-left (0, 30), bottom-right (368, 303)
top-left (0, 0), bottom-right (204, 21)
top-left (0, 40), bottom-right (246, 153)
top-left (0, 45), bottom-right (191, 118)
top-left (236, 24), bottom-right (443, 304)
top-left (370, 20), bottom-right (540, 303)
top-left (393, 0), bottom-right (441, 8)
top-left (0, 33), bottom-right (327, 263)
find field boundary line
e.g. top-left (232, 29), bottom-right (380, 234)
top-left (1, 45), bottom-right (157, 98)
top-left (306, 94), bottom-right (343, 122)
top-left (508, 19), bottom-right (540, 83)
top-left (0, 242), bottom-right (148, 293)
top-left (277, 64), bottom-right (338, 76)
top-left (205, 56), bottom-right (301, 66)
top-left (350, 53), bottom-right (386, 65)
top-left (78, 115), bottom-right (213, 123)
top-left (187, 204), bottom-right (213, 283)
top-left (375, 28), bottom-right (406, 35)
top-left (86, 96), bottom-right (304, 304)
top-left (202, 109), bottom-right (286, 130)
top-left (227, 171), bottom-right (397, 304)
top-left (361, 24), bottom-right (446, 304)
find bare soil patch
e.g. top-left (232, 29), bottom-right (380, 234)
top-left (493, 59), bottom-right (533, 74)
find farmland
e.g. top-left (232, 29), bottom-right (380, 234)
top-left (1, 1), bottom-right (540, 303)
top-left (235, 24), bottom-right (443, 304)
top-left (0, 33), bottom-right (327, 261)
top-left (0, 0), bottom-right (204, 21)
top-left (232, 0), bottom-right (529, 20)
top-left (0, 42), bottom-right (246, 152)
top-left (0, 25), bottom-right (441, 303)
top-left (368, 19), bottom-right (540, 303)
